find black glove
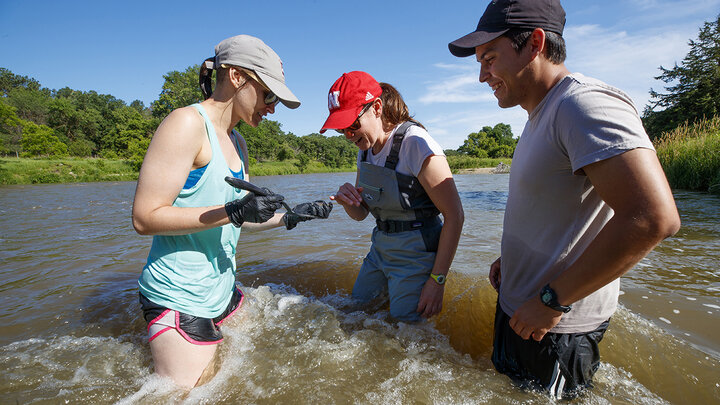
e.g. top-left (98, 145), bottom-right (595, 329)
top-left (225, 188), bottom-right (285, 227)
top-left (282, 200), bottom-right (333, 230)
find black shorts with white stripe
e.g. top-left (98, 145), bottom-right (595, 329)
top-left (490, 301), bottom-right (609, 399)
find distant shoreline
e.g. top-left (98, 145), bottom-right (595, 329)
top-left (456, 167), bottom-right (495, 174)
top-left (0, 156), bottom-right (509, 185)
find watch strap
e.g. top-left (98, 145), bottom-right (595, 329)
top-left (540, 284), bottom-right (571, 313)
top-left (429, 273), bottom-right (446, 285)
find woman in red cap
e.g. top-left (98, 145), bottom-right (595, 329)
top-left (322, 71), bottom-right (464, 322)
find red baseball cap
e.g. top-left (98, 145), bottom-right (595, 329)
top-left (319, 71), bottom-right (382, 134)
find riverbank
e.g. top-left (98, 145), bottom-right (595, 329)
top-left (0, 155), bottom-right (511, 185)
top-left (456, 167), bottom-right (494, 174)
top-left (0, 157), bottom-right (358, 185)
top-left (654, 116), bottom-right (720, 194)
top-left (0, 157), bottom-right (138, 185)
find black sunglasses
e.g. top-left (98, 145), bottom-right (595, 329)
top-left (263, 90), bottom-right (279, 106)
top-left (335, 102), bottom-right (373, 134)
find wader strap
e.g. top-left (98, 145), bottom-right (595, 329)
top-left (361, 121), bottom-right (417, 164)
top-left (376, 215), bottom-right (440, 233)
top-left (384, 121), bottom-right (416, 170)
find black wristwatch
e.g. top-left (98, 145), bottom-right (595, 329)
top-left (539, 284), bottom-right (572, 313)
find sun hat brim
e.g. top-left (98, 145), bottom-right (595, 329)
top-left (319, 106), bottom-right (363, 134)
top-left (255, 71), bottom-right (301, 109)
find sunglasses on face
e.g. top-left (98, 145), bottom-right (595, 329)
top-left (335, 102), bottom-right (373, 134)
top-left (225, 65), bottom-right (279, 107)
top-left (263, 90), bottom-right (279, 106)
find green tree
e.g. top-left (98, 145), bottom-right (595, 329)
top-left (0, 67), bottom-right (42, 96)
top-left (295, 152), bottom-right (310, 172)
top-left (48, 97), bottom-right (81, 140)
top-left (458, 123), bottom-right (516, 158)
top-left (0, 100), bottom-right (26, 156)
top-left (643, 15), bottom-right (720, 138)
top-left (296, 133), bottom-right (325, 160)
top-left (151, 65), bottom-right (204, 118)
top-left (21, 122), bottom-right (68, 157)
top-left (1, 68), bottom-right (161, 158)
top-left (102, 106), bottom-right (154, 157)
top-left (486, 123), bottom-right (514, 145)
top-left (127, 137), bottom-right (151, 170)
top-left (76, 107), bottom-right (103, 152)
top-left (5, 87), bottom-right (51, 124)
top-left (277, 144), bottom-right (295, 161)
top-left (67, 139), bottom-right (95, 157)
top-left (240, 119), bottom-right (290, 161)
top-left (320, 135), bottom-right (357, 168)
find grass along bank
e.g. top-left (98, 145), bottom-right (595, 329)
top-left (247, 160), bottom-right (355, 177)
top-left (0, 155), bottom-right (509, 185)
top-left (0, 157), bottom-right (138, 185)
top-left (0, 157), bottom-right (358, 185)
top-left (446, 155), bottom-right (512, 173)
top-left (654, 116), bottom-right (720, 194)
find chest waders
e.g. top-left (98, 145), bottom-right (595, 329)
top-left (352, 121), bottom-right (443, 322)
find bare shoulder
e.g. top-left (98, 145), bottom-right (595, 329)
top-left (156, 106), bottom-right (205, 140)
top-left (142, 106), bottom-right (207, 169)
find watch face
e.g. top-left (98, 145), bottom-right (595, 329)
top-left (541, 291), bottom-right (552, 304)
top-left (436, 275), bottom-right (446, 284)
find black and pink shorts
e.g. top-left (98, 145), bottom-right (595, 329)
top-left (139, 287), bottom-right (244, 345)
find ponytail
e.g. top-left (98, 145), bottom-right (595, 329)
top-left (379, 82), bottom-right (424, 129)
top-left (199, 57), bottom-right (215, 100)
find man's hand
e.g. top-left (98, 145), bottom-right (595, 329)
top-left (509, 296), bottom-right (563, 341)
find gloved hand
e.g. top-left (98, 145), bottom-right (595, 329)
top-left (282, 200), bottom-right (333, 230)
top-left (225, 188), bottom-right (285, 227)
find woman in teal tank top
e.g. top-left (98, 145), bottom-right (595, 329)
top-left (131, 35), bottom-right (311, 389)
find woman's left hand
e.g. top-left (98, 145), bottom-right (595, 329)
top-left (416, 278), bottom-right (445, 318)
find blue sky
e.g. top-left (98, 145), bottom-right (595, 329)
top-left (1, 0), bottom-right (718, 149)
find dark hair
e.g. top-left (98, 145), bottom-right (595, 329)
top-left (199, 60), bottom-right (247, 100)
top-left (502, 28), bottom-right (566, 64)
top-left (199, 58), bottom-right (215, 100)
top-left (379, 82), bottom-right (425, 129)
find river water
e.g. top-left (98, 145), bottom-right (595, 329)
top-left (0, 172), bottom-right (718, 404)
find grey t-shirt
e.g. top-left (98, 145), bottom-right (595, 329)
top-left (499, 73), bottom-right (654, 333)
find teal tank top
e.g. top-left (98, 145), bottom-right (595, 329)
top-left (138, 104), bottom-right (247, 318)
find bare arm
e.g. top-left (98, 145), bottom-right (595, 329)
top-left (415, 155), bottom-right (465, 318)
top-left (509, 148), bottom-right (681, 340)
top-left (240, 213), bottom-right (286, 230)
top-left (132, 107), bottom-right (232, 235)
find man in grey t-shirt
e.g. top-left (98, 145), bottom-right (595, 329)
top-left (448, 0), bottom-right (680, 399)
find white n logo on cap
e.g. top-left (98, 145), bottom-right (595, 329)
top-left (329, 91), bottom-right (341, 110)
